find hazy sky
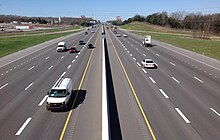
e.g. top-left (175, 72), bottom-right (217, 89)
top-left (0, 0), bottom-right (220, 21)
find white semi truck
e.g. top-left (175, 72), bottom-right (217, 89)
top-left (142, 35), bottom-right (152, 47)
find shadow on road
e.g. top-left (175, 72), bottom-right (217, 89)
top-left (105, 38), bottom-right (123, 140)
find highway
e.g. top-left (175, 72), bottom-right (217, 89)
top-left (0, 25), bottom-right (220, 140)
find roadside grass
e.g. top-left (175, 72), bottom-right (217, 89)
top-left (0, 25), bottom-right (81, 37)
top-left (0, 31), bottom-right (79, 58)
top-left (121, 22), bottom-right (192, 35)
top-left (121, 22), bottom-right (220, 60)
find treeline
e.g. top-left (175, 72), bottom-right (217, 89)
top-left (0, 15), bottom-right (97, 26)
top-left (113, 11), bottom-right (220, 34)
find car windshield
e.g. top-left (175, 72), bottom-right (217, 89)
top-left (146, 60), bottom-right (154, 63)
top-left (49, 89), bottom-right (67, 97)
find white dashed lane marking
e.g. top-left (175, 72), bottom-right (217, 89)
top-left (159, 89), bottom-right (169, 99)
top-left (210, 108), bottom-right (220, 117)
top-left (172, 77), bottom-right (180, 84)
top-left (170, 62), bottom-right (176, 66)
top-left (175, 108), bottom-right (190, 123)
top-left (38, 95), bottom-right (48, 106)
top-left (28, 66), bottom-right (35, 71)
top-left (149, 77), bottom-right (156, 84)
top-left (15, 118), bottom-right (32, 136)
top-left (67, 65), bottom-right (71, 69)
top-left (194, 76), bottom-right (204, 83)
top-left (48, 65), bottom-right (53, 70)
top-left (25, 82), bottom-right (33, 91)
top-left (142, 68), bottom-right (147, 73)
top-left (0, 83), bottom-right (8, 90)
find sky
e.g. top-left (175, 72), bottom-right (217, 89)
top-left (0, 0), bottom-right (220, 21)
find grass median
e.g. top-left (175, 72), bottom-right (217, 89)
top-left (121, 22), bottom-right (220, 60)
top-left (0, 30), bottom-right (80, 58)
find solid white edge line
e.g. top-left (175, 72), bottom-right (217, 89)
top-left (210, 108), bottom-right (220, 117)
top-left (25, 82), bottom-right (33, 90)
top-left (0, 83), bottom-right (8, 90)
top-left (159, 89), bottom-right (169, 98)
top-left (149, 77), bottom-right (156, 84)
top-left (172, 77), bottom-right (180, 83)
top-left (15, 118), bottom-right (32, 136)
top-left (194, 76), bottom-right (204, 83)
top-left (38, 95), bottom-right (48, 106)
top-left (102, 38), bottom-right (109, 140)
top-left (142, 68), bottom-right (147, 73)
top-left (175, 108), bottom-right (190, 123)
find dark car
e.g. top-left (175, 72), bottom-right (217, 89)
top-left (69, 47), bottom-right (77, 53)
top-left (79, 40), bottom-right (84, 45)
top-left (87, 44), bottom-right (93, 49)
top-left (85, 31), bottom-right (88, 35)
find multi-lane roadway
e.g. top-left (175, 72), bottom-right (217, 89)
top-left (0, 25), bottom-right (220, 140)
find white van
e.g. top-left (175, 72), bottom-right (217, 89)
top-left (46, 77), bottom-right (73, 111)
top-left (56, 41), bottom-right (66, 52)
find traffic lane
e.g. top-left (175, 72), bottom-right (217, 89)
top-left (112, 29), bottom-right (220, 139)
top-left (0, 30), bottom-right (86, 72)
top-left (118, 28), bottom-right (220, 81)
top-left (0, 28), bottom-right (87, 67)
top-left (107, 29), bottom-right (202, 139)
top-left (62, 29), bottom-right (102, 140)
top-left (0, 28), bottom-right (94, 95)
top-left (0, 29), bottom-right (93, 83)
top-left (0, 30), bottom-right (99, 139)
top-left (12, 27), bottom-right (101, 140)
top-left (115, 30), bottom-right (220, 109)
top-left (0, 32), bottom-right (93, 107)
top-left (105, 31), bottom-right (154, 140)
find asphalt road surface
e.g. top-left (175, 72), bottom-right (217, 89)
top-left (0, 25), bottom-right (220, 140)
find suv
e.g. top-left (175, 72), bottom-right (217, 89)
top-left (46, 77), bottom-right (73, 111)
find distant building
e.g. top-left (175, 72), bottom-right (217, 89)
top-left (116, 16), bottom-right (122, 21)
top-left (80, 15), bottom-right (86, 19)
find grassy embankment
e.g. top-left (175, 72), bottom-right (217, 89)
top-left (0, 26), bottom-right (82, 58)
top-left (120, 22), bottom-right (220, 60)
